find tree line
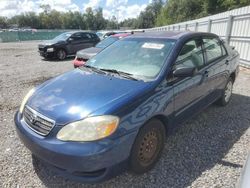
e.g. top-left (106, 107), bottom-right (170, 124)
top-left (0, 0), bottom-right (249, 30)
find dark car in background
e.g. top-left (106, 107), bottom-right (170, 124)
top-left (73, 33), bottom-right (131, 68)
top-left (15, 31), bottom-right (239, 183)
top-left (38, 31), bottom-right (100, 60)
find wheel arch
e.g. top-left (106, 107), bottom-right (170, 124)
top-left (138, 114), bottom-right (169, 137)
top-left (230, 71), bottom-right (236, 83)
top-left (56, 47), bottom-right (68, 54)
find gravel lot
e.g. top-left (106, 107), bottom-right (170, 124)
top-left (0, 41), bottom-right (250, 188)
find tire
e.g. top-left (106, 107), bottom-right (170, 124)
top-left (217, 77), bottom-right (233, 106)
top-left (129, 119), bottom-right (166, 174)
top-left (56, 49), bottom-right (67, 60)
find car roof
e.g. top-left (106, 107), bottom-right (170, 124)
top-left (65, 31), bottom-right (95, 35)
top-left (126, 31), bottom-right (218, 40)
top-left (112, 33), bottom-right (131, 38)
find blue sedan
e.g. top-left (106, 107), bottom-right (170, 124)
top-left (15, 31), bottom-right (239, 182)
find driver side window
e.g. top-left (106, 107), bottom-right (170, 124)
top-left (174, 39), bottom-right (204, 70)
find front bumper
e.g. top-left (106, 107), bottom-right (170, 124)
top-left (38, 51), bottom-right (55, 58)
top-left (14, 112), bottom-right (137, 182)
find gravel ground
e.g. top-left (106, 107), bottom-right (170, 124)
top-left (0, 41), bottom-right (250, 188)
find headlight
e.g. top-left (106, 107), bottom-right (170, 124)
top-left (19, 88), bottom-right (35, 113)
top-left (47, 47), bottom-right (54, 52)
top-left (57, 115), bottom-right (119, 141)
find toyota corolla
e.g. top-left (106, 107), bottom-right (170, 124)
top-left (15, 31), bottom-right (239, 183)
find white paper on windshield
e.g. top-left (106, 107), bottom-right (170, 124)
top-left (142, 43), bottom-right (165, 49)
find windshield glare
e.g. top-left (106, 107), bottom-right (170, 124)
top-left (96, 32), bottom-right (104, 38)
top-left (96, 36), bottom-right (118, 48)
top-left (86, 38), bottom-right (176, 80)
top-left (53, 33), bottom-right (71, 41)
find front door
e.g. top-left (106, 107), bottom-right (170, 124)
top-left (170, 38), bottom-right (209, 124)
top-left (68, 32), bottom-right (86, 54)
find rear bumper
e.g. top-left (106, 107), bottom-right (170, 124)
top-left (14, 112), bottom-right (137, 182)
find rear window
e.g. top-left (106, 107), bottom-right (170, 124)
top-left (203, 38), bottom-right (226, 63)
top-left (96, 37), bottom-right (118, 48)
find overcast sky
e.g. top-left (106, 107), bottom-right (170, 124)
top-left (0, 0), bottom-right (151, 21)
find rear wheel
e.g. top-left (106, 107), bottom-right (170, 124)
top-left (217, 78), bottom-right (233, 106)
top-left (56, 49), bottom-right (67, 60)
top-left (129, 119), bottom-right (166, 174)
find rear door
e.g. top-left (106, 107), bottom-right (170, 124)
top-left (201, 37), bottom-right (229, 99)
top-left (170, 38), bottom-right (209, 123)
top-left (80, 33), bottom-right (97, 50)
top-left (68, 32), bottom-right (85, 54)
top-left (90, 33), bottom-right (101, 45)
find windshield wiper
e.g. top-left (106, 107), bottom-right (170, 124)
top-left (81, 65), bottom-right (106, 74)
top-left (100, 68), bottom-right (139, 81)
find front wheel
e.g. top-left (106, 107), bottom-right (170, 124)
top-left (129, 119), bottom-right (166, 174)
top-left (56, 49), bottom-right (67, 60)
top-left (217, 78), bottom-right (233, 106)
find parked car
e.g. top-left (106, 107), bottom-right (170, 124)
top-left (237, 153), bottom-right (250, 188)
top-left (73, 33), bottom-right (131, 68)
top-left (96, 31), bottom-right (108, 40)
top-left (15, 31), bottom-right (239, 183)
top-left (38, 31), bottom-right (100, 60)
top-left (102, 31), bottom-right (128, 39)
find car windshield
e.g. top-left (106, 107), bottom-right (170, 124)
top-left (52, 33), bottom-right (71, 41)
top-left (96, 36), bottom-right (119, 48)
top-left (96, 32), bottom-right (104, 38)
top-left (85, 38), bottom-right (176, 80)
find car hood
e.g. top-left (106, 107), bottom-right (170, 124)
top-left (39, 40), bottom-right (66, 47)
top-left (27, 69), bottom-right (150, 125)
top-left (76, 47), bottom-right (102, 59)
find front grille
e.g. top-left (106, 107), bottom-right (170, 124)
top-left (38, 45), bottom-right (46, 52)
top-left (38, 47), bottom-right (45, 52)
top-left (23, 106), bottom-right (55, 136)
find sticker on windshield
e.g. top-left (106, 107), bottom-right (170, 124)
top-left (142, 43), bottom-right (165, 49)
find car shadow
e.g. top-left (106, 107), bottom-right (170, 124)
top-left (32, 93), bottom-right (250, 188)
top-left (41, 56), bottom-right (75, 62)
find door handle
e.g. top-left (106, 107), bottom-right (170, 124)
top-left (225, 59), bottom-right (229, 65)
top-left (199, 70), bottom-right (209, 85)
top-left (204, 70), bottom-right (209, 77)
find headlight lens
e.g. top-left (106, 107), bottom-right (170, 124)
top-left (47, 47), bottom-right (54, 52)
top-left (57, 115), bottom-right (119, 141)
top-left (19, 88), bottom-right (35, 113)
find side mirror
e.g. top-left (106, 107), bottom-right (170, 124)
top-left (68, 37), bottom-right (74, 42)
top-left (173, 66), bottom-right (197, 77)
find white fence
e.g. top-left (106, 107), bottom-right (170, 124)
top-left (146, 6), bottom-right (250, 67)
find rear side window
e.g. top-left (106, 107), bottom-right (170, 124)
top-left (81, 33), bottom-right (92, 39)
top-left (202, 38), bottom-right (226, 63)
top-left (71, 33), bottom-right (83, 40)
top-left (175, 39), bottom-right (204, 70)
top-left (90, 33), bottom-right (98, 39)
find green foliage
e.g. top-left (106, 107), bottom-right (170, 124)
top-left (1, 5), bottom-right (113, 30)
top-left (1, 0), bottom-right (250, 30)
top-left (136, 0), bottom-right (164, 28)
top-left (155, 0), bottom-right (250, 27)
top-left (0, 16), bottom-right (8, 28)
top-left (119, 18), bottom-right (138, 29)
